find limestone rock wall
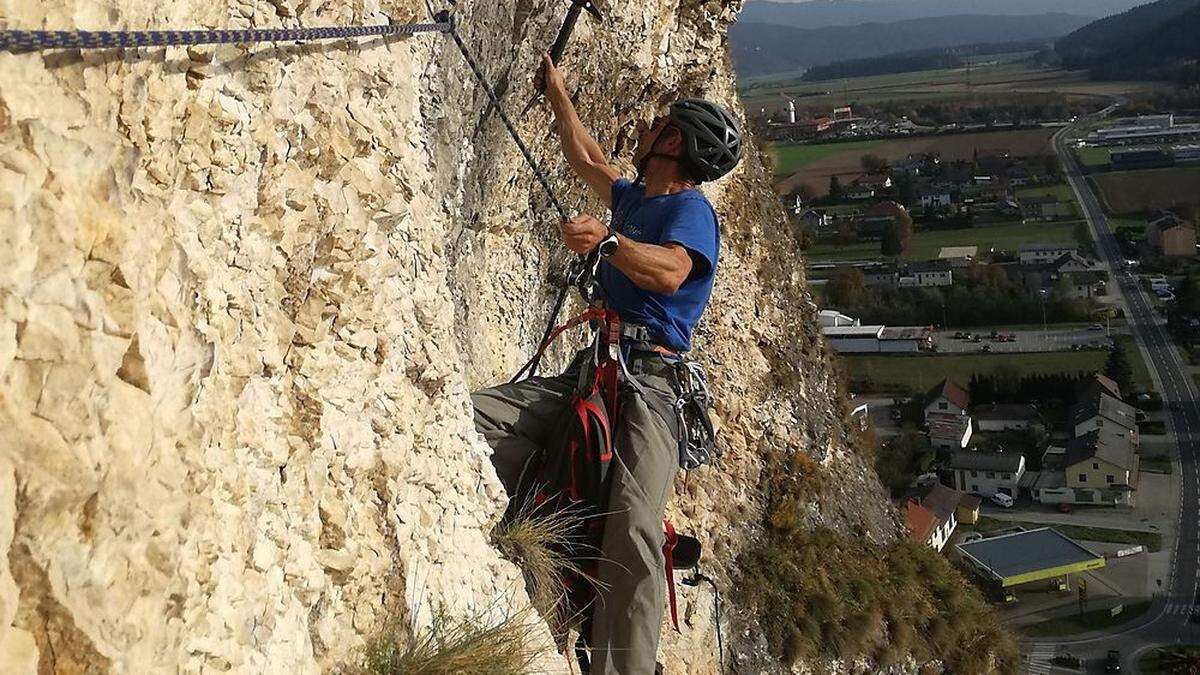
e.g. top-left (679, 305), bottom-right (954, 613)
top-left (0, 0), bottom-right (895, 673)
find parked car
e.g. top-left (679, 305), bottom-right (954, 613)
top-left (1105, 649), bottom-right (1121, 672)
top-left (1089, 323), bottom-right (1104, 331)
top-left (1057, 502), bottom-right (1073, 514)
top-left (990, 493), bottom-right (1014, 508)
top-left (981, 344), bottom-right (992, 353)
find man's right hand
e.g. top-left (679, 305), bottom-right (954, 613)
top-left (537, 53), bottom-right (567, 102)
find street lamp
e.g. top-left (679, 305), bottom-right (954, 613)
top-left (1039, 289), bottom-right (1048, 332)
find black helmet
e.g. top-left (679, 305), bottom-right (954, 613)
top-left (668, 98), bottom-right (743, 182)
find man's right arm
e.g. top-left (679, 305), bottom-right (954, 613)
top-left (542, 54), bottom-right (620, 205)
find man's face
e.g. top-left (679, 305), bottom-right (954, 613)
top-left (632, 113), bottom-right (677, 165)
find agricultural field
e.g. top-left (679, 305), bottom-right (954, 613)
top-left (806, 220), bottom-right (1078, 262)
top-left (1090, 168), bottom-right (1200, 215)
top-left (842, 335), bottom-right (1151, 396)
top-left (739, 54), bottom-right (1160, 114)
top-left (774, 128), bottom-right (1055, 194)
top-left (1076, 146), bottom-right (1110, 168)
top-left (843, 351), bottom-right (1110, 396)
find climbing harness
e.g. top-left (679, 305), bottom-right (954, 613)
top-left (0, 20), bottom-right (449, 52)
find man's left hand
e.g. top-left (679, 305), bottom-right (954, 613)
top-left (559, 215), bottom-right (609, 255)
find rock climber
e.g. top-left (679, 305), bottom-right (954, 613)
top-left (471, 53), bottom-right (742, 674)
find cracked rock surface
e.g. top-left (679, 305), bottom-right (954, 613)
top-left (0, 1), bottom-right (894, 672)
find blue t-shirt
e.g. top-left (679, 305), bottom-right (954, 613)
top-left (600, 178), bottom-right (720, 352)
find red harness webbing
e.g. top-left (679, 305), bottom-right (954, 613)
top-left (663, 520), bottom-right (680, 633)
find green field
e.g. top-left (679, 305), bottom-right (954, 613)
top-left (773, 140), bottom-right (884, 175)
top-left (1076, 146), bottom-right (1110, 168)
top-left (973, 516), bottom-right (1163, 552)
top-left (1020, 600), bottom-right (1151, 638)
top-left (807, 221), bottom-right (1077, 262)
top-left (1015, 184), bottom-right (1081, 218)
top-left (843, 351), bottom-right (1109, 395)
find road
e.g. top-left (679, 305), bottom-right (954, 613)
top-left (1023, 108), bottom-right (1200, 673)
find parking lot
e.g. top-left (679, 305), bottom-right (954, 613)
top-left (931, 326), bottom-right (1124, 354)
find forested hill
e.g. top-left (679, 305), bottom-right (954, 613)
top-left (1055, 0), bottom-right (1200, 81)
top-left (741, 0), bottom-right (1144, 29)
top-left (801, 40), bottom-right (1052, 82)
top-left (730, 13), bottom-right (1091, 77)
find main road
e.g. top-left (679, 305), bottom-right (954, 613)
top-left (1022, 107), bottom-right (1200, 673)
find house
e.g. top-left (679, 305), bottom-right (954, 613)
top-left (862, 263), bottom-right (900, 288)
top-left (973, 404), bottom-right (1042, 432)
top-left (1077, 373), bottom-right (1122, 402)
top-left (1051, 252), bottom-right (1097, 273)
top-left (948, 451), bottom-right (1026, 498)
top-left (928, 413), bottom-right (973, 450)
top-left (902, 260), bottom-right (954, 288)
top-left (823, 324), bottom-right (933, 354)
top-left (904, 482), bottom-right (963, 551)
top-left (1070, 393), bottom-right (1138, 437)
top-left (818, 309), bottom-right (859, 327)
top-left (924, 379), bottom-right (970, 423)
top-left (1063, 271), bottom-right (1108, 300)
top-left (1064, 428), bottom-right (1140, 506)
top-left (847, 174), bottom-right (893, 200)
top-left (919, 186), bottom-right (954, 208)
top-left (1147, 210), bottom-right (1197, 257)
top-left (957, 493), bottom-right (982, 525)
top-left (797, 208), bottom-right (832, 230)
top-left (1020, 195), bottom-right (1062, 222)
top-left (1019, 243), bottom-right (1079, 264)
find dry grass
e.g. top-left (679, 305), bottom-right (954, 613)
top-left (357, 606), bottom-right (551, 675)
top-left (490, 494), bottom-right (610, 637)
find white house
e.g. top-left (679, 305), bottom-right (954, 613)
top-left (924, 379), bottom-right (970, 423)
top-left (904, 482), bottom-right (963, 551)
top-left (948, 451), bottom-right (1026, 498)
top-left (1019, 243), bottom-right (1079, 264)
top-left (1070, 393), bottom-right (1138, 437)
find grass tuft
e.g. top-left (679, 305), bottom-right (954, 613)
top-left (490, 494), bottom-right (606, 633)
top-left (356, 605), bottom-right (550, 675)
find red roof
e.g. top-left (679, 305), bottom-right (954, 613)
top-left (904, 500), bottom-right (937, 544)
top-left (926, 379), bottom-right (970, 410)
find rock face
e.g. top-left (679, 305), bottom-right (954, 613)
top-left (0, 1), bottom-right (894, 673)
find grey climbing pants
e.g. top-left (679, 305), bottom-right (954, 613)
top-left (472, 352), bottom-right (680, 675)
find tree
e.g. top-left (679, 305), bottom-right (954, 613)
top-left (1104, 346), bottom-right (1134, 395)
top-left (827, 266), bottom-right (867, 307)
top-left (829, 175), bottom-right (844, 200)
top-left (860, 153), bottom-right (887, 174)
top-left (795, 182), bottom-right (819, 204)
top-left (894, 173), bottom-right (916, 206)
top-left (881, 213), bottom-right (913, 257)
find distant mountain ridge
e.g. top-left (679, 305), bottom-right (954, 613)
top-left (742, 0), bottom-right (1146, 29)
top-left (1055, 0), bottom-right (1200, 76)
top-left (730, 13), bottom-right (1092, 77)
top-left (800, 39), bottom-right (1053, 82)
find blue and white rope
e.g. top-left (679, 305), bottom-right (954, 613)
top-left (0, 21), bottom-right (450, 52)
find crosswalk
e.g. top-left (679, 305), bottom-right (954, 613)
top-left (1026, 644), bottom-right (1056, 675)
top-left (1164, 601), bottom-right (1195, 616)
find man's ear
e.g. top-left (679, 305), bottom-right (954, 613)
top-left (662, 127), bottom-right (685, 155)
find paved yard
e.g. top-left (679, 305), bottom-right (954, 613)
top-left (932, 327), bottom-right (1123, 354)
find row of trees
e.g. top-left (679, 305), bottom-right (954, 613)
top-left (825, 264), bottom-right (1094, 328)
top-left (966, 348), bottom-right (1135, 406)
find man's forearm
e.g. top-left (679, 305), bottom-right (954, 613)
top-left (609, 235), bottom-right (692, 296)
top-left (548, 89), bottom-right (607, 170)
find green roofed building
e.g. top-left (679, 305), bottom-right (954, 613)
top-left (956, 528), bottom-right (1105, 588)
